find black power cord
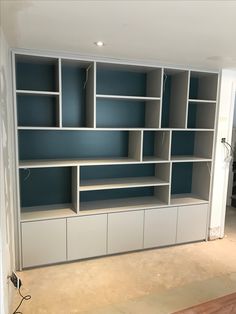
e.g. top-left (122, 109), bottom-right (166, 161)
top-left (12, 286), bottom-right (31, 314)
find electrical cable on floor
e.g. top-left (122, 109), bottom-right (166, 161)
top-left (224, 141), bottom-right (234, 155)
top-left (12, 287), bottom-right (31, 314)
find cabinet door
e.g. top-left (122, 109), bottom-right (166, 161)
top-left (144, 207), bottom-right (177, 248)
top-left (108, 210), bottom-right (144, 254)
top-left (21, 219), bottom-right (66, 268)
top-left (176, 204), bottom-right (208, 243)
top-left (67, 214), bottom-right (107, 260)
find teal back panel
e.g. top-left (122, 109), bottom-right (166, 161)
top-left (20, 167), bottom-right (71, 208)
top-left (17, 95), bottom-right (57, 127)
top-left (62, 65), bottom-right (86, 127)
top-left (80, 187), bottom-right (154, 203)
top-left (96, 99), bottom-right (145, 128)
top-left (189, 77), bottom-right (199, 99)
top-left (19, 131), bottom-right (129, 160)
top-left (161, 75), bottom-right (171, 127)
top-left (171, 132), bottom-right (195, 156)
top-left (187, 103), bottom-right (197, 128)
top-left (80, 164), bottom-right (155, 180)
top-left (16, 61), bottom-right (57, 91)
top-left (171, 163), bottom-right (193, 194)
top-left (96, 69), bottom-right (146, 96)
top-left (143, 132), bottom-right (155, 156)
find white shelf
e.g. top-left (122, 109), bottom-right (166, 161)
top-left (80, 196), bottom-right (168, 213)
top-left (171, 156), bottom-right (212, 162)
top-left (80, 177), bottom-right (169, 191)
top-left (21, 204), bottom-right (77, 222)
top-left (96, 94), bottom-right (160, 101)
top-left (170, 194), bottom-right (208, 206)
top-left (143, 156), bottom-right (169, 163)
top-left (19, 157), bottom-right (140, 168)
top-left (16, 90), bottom-right (59, 96)
top-left (188, 99), bottom-right (216, 103)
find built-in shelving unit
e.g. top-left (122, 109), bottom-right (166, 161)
top-left (13, 52), bottom-right (219, 269)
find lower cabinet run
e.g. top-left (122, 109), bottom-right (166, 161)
top-left (21, 219), bottom-right (67, 268)
top-left (67, 215), bottom-right (107, 260)
top-left (21, 204), bottom-right (209, 268)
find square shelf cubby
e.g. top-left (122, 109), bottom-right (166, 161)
top-left (161, 69), bottom-right (189, 128)
top-left (96, 63), bottom-right (162, 98)
top-left (16, 55), bottom-right (59, 92)
top-left (187, 101), bottom-right (216, 129)
top-left (61, 59), bottom-right (95, 127)
top-left (19, 166), bottom-right (79, 221)
top-left (189, 71), bottom-right (218, 101)
top-left (17, 94), bottom-right (59, 127)
top-left (143, 131), bottom-right (170, 162)
top-left (171, 162), bottom-right (211, 205)
top-left (171, 131), bottom-right (213, 161)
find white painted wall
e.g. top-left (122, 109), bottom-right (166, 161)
top-left (210, 70), bottom-right (236, 239)
top-left (0, 20), bottom-right (17, 314)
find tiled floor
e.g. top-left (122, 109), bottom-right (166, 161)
top-left (12, 207), bottom-right (236, 314)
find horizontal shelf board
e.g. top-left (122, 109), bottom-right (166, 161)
top-left (17, 127), bottom-right (215, 132)
top-left (188, 99), bottom-right (217, 104)
top-left (171, 156), bottom-right (212, 162)
top-left (80, 177), bottom-right (169, 191)
top-left (16, 90), bottom-right (60, 96)
top-left (19, 157), bottom-right (140, 168)
top-left (96, 94), bottom-right (160, 101)
top-left (79, 196), bottom-right (167, 213)
top-left (170, 194), bottom-right (208, 206)
top-left (20, 204), bottom-right (76, 222)
top-left (143, 156), bottom-right (169, 162)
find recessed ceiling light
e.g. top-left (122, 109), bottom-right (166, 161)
top-left (95, 41), bottom-right (105, 47)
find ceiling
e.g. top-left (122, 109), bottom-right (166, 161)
top-left (2, 0), bottom-right (236, 70)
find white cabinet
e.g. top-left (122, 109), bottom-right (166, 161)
top-left (67, 214), bottom-right (107, 260)
top-left (21, 219), bottom-right (66, 268)
top-left (176, 204), bottom-right (208, 243)
top-left (144, 207), bottom-right (177, 248)
top-left (107, 211), bottom-right (144, 254)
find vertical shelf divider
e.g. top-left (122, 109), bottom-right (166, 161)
top-left (185, 70), bottom-right (191, 128)
top-left (128, 131), bottom-right (142, 161)
top-left (58, 58), bottom-right (62, 128)
top-left (90, 61), bottom-right (96, 128)
top-left (72, 166), bottom-right (80, 213)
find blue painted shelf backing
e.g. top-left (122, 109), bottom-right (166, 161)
top-left (62, 64), bottom-right (86, 127)
top-left (80, 164), bottom-right (155, 180)
top-left (189, 77), bottom-right (199, 99)
top-left (16, 59), bottom-right (58, 91)
top-left (18, 131), bottom-right (129, 160)
top-left (80, 187), bottom-right (154, 203)
top-left (17, 95), bottom-right (57, 127)
top-left (171, 163), bottom-right (193, 194)
top-left (143, 132), bottom-right (155, 156)
top-left (171, 132), bottom-right (195, 156)
top-left (161, 75), bottom-right (171, 127)
top-left (96, 99), bottom-right (145, 128)
top-left (96, 69), bottom-right (147, 96)
top-left (20, 167), bottom-right (72, 208)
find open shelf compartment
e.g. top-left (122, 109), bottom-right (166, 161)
top-left (96, 62), bottom-right (162, 98)
top-left (171, 131), bottom-right (213, 161)
top-left (18, 130), bottom-right (142, 163)
top-left (80, 163), bottom-right (170, 191)
top-left (189, 71), bottom-right (218, 101)
top-left (15, 54), bottom-right (59, 92)
top-left (61, 59), bottom-right (95, 127)
top-left (17, 94), bottom-right (59, 127)
top-left (143, 130), bottom-right (170, 162)
top-left (80, 185), bottom-right (170, 212)
top-left (171, 162), bottom-right (211, 205)
top-left (187, 101), bottom-right (216, 129)
top-left (20, 166), bottom-right (79, 221)
top-left (161, 69), bottom-right (189, 128)
top-left (96, 97), bottom-right (160, 128)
